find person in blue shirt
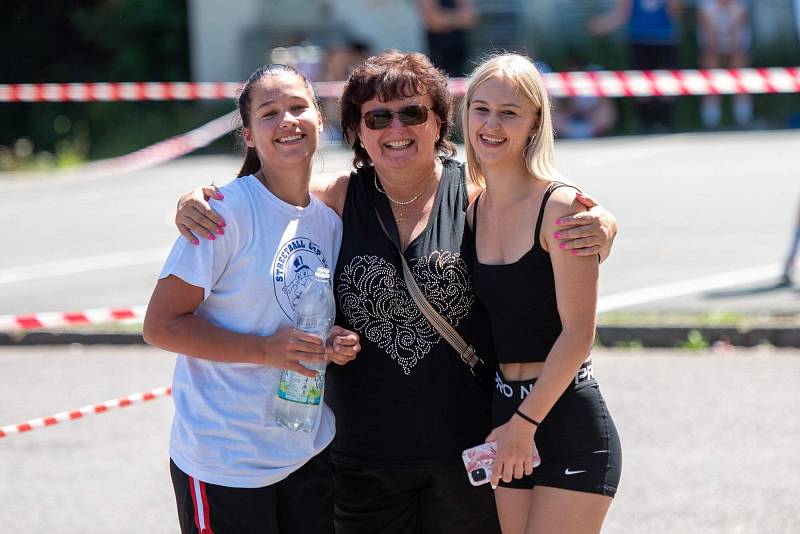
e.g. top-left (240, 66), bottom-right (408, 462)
top-left (589, 0), bottom-right (684, 132)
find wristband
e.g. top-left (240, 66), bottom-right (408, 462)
top-left (515, 408), bottom-right (540, 427)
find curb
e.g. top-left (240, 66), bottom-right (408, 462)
top-left (596, 326), bottom-right (800, 348)
top-left (1, 326), bottom-right (798, 348)
top-left (0, 332), bottom-right (145, 346)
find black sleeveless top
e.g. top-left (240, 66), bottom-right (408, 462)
top-left (326, 157), bottom-right (495, 468)
top-left (471, 182), bottom-right (577, 364)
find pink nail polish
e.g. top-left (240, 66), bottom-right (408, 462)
top-left (220, 220), bottom-right (226, 228)
top-left (192, 238), bottom-right (199, 246)
top-left (554, 232), bottom-right (561, 239)
top-left (555, 218), bottom-right (562, 225)
top-left (559, 242), bottom-right (566, 249)
top-left (215, 227), bottom-right (224, 235)
top-left (208, 233), bottom-right (216, 240)
top-left (571, 250), bottom-right (578, 256)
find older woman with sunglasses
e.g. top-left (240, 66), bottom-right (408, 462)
top-left (174, 51), bottom-right (618, 534)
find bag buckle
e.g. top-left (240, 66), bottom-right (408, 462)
top-left (460, 345), bottom-right (484, 374)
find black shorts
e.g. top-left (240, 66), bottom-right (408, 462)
top-left (170, 449), bottom-right (334, 534)
top-left (332, 459), bottom-right (501, 534)
top-left (492, 362), bottom-right (622, 496)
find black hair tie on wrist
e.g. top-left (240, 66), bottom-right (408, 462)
top-left (515, 409), bottom-right (540, 427)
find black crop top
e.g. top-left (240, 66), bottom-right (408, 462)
top-left (471, 182), bottom-right (577, 364)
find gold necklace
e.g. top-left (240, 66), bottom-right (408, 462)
top-left (374, 172), bottom-right (435, 224)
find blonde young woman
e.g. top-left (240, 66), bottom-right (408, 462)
top-left (462, 54), bottom-right (621, 534)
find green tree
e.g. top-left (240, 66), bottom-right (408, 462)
top-left (1, 1), bottom-right (198, 164)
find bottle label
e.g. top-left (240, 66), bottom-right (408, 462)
top-left (277, 370), bottom-right (325, 405)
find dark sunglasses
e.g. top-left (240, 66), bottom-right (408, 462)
top-left (362, 105), bottom-right (432, 130)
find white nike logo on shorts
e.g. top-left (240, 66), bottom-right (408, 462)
top-left (564, 468), bottom-right (587, 475)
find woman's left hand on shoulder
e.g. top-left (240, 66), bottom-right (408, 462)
top-left (485, 418), bottom-right (537, 489)
top-left (553, 191), bottom-right (618, 259)
top-left (326, 326), bottom-right (361, 365)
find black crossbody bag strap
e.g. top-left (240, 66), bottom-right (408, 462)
top-left (374, 207), bottom-right (485, 376)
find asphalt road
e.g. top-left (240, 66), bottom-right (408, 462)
top-left (1, 346), bottom-right (798, 533)
top-left (1, 130), bottom-right (799, 317)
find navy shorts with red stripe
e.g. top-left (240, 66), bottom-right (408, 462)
top-left (169, 449), bottom-right (334, 534)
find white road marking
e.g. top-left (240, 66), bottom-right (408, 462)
top-left (0, 249), bottom-right (784, 316)
top-left (0, 247), bottom-right (170, 285)
top-left (597, 263), bottom-right (783, 313)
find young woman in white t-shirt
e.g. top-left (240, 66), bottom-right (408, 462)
top-left (143, 64), bottom-right (361, 534)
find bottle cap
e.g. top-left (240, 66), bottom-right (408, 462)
top-left (314, 267), bottom-right (331, 280)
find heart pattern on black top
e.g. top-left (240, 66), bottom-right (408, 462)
top-left (336, 251), bottom-right (474, 375)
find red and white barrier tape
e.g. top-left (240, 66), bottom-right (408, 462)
top-left (3, 67), bottom-right (795, 180)
top-left (0, 386), bottom-right (171, 439)
top-left (78, 110), bottom-right (237, 178)
top-left (545, 67), bottom-right (800, 98)
top-left (0, 82), bottom-right (242, 103)
top-left (2, 68), bottom-right (798, 102)
top-left (0, 305), bottom-right (146, 332)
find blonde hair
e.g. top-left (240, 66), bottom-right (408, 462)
top-left (461, 53), bottom-right (559, 187)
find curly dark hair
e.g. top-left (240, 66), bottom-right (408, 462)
top-left (340, 50), bottom-right (456, 168)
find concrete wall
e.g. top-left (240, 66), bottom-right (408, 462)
top-left (187, 0), bottom-right (262, 82)
top-left (188, 0), bottom-right (424, 82)
top-left (187, 0), bottom-right (800, 82)
top-left (329, 0), bottom-right (425, 54)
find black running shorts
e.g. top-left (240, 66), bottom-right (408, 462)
top-left (492, 362), bottom-right (622, 496)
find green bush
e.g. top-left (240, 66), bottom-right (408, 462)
top-left (677, 329), bottom-right (710, 351)
top-left (1, 0), bottom-right (199, 167)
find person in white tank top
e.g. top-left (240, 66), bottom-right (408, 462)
top-left (697, 0), bottom-right (753, 128)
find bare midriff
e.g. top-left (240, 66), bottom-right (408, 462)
top-left (499, 356), bottom-right (591, 381)
top-left (499, 362), bottom-right (545, 381)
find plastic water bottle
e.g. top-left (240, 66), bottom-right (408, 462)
top-left (275, 267), bottom-right (335, 432)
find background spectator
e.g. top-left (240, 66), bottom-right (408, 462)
top-left (320, 37), bottom-right (370, 143)
top-left (550, 59), bottom-right (618, 139)
top-left (797, 0), bottom-right (800, 43)
top-left (781, 198), bottom-right (800, 286)
top-left (589, 0), bottom-right (684, 133)
top-left (417, 0), bottom-right (478, 77)
top-left (697, 0), bottom-right (752, 129)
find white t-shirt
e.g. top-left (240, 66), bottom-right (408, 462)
top-left (160, 174), bottom-right (343, 488)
